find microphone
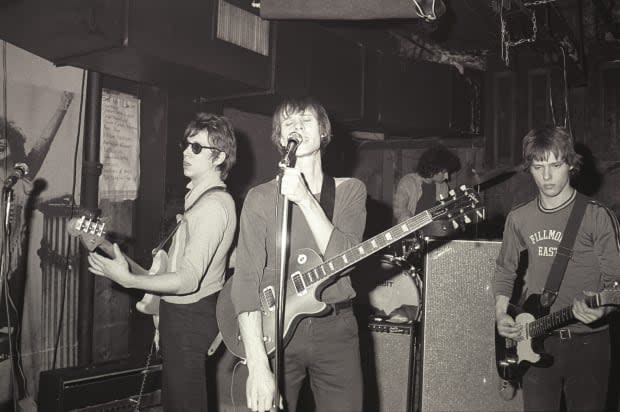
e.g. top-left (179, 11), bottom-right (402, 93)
top-left (3, 163), bottom-right (29, 190)
top-left (279, 132), bottom-right (302, 167)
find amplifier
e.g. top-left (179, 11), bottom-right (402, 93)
top-left (361, 320), bottom-right (416, 412)
top-left (418, 240), bottom-right (523, 411)
top-left (38, 362), bottom-right (162, 412)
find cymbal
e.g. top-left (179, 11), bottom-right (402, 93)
top-left (471, 165), bottom-right (523, 184)
top-left (467, 165), bottom-right (523, 190)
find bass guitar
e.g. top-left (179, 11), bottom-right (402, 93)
top-left (496, 287), bottom-right (620, 381)
top-left (217, 186), bottom-right (483, 360)
top-left (67, 215), bottom-right (168, 325)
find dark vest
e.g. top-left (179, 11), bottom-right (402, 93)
top-left (415, 181), bottom-right (436, 214)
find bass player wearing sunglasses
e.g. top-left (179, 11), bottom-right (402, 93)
top-left (88, 113), bottom-right (238, 412)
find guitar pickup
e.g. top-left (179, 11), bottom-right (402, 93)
top-left (291, 272), bottom-right (307, 296)
top-left (262, 286), bottom-right (276, 312)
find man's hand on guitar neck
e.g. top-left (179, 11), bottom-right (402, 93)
top-left (572, 291), bottom-right (609, 324)
top-left (495, 295), bottom-right (523, 340)
top-left (88, 243), bottom-right (133, 288)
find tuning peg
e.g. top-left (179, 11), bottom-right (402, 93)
top-left (87, 219), bottom-right (99, 234)
top-left (438, 193), bottom-right (445, 201)
top-left (448, 189), bottom-right (456, 197)
top-left (95, 222), bottom-right (106, 236)
top-left (76, 216), bottom-right (85, 229)
top-left (476, 209), bottom-right (485, 219)
top-left (452, 220), bottom-right (459, 229)
top-left (463, 215), bottom-right (472, 224)
top-left (459, 184), bottom-right (467, 191)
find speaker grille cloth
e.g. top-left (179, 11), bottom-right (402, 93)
top-left (420, 240), bottom-right (522, 411)
top-left (366, 323), bottom-right (414, 412)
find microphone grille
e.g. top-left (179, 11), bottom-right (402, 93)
top-left (15, 163), bottom-right (29, 176)
top-left (288, 132), bottom-right (302, 143)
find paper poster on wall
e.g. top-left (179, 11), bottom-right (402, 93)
top-left (99, 89), bottom-right (140, 201)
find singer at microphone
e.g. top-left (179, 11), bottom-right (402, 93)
top-left (230, 96), bottom-right (367, 412)
top-left (3, 163), bottom-right (29, 190)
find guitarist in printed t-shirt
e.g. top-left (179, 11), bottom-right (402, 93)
top-left (87, 113), bottom-right (237, 412)
top-left (494, 126), bottom-right (620, 412)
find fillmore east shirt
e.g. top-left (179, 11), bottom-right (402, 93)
top-left (494, 190), bottom-right (620, 333)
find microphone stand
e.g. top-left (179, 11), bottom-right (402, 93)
top-left (1, 187), bottom-right (15, 289)
top-left (1, 187), bottom-right (19, 409)
top-left (273, 153), bottom-right (296, 411)
top-left (3, 187), bottom-right (13, 230)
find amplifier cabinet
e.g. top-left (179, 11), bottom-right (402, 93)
top-left (38, 362), bottom-right (162, 412)
top-left (361, 320), bottom-right (416, 412)
top-left (417, 240), bottom-right (523, 412)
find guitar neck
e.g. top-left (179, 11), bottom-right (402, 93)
top-left (527, 294), bottom-right (599, 338)
top-left (299, 211), bottom-right (433, 288)
top-left (97, 240), bottom-right (149, 276)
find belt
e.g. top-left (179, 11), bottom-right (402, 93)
top-left (550, 327), bottom-right (607, 341)
top-left (551, 328), bottom-right (573, 340)
top-left (326, 300), bottom-right (353, 316)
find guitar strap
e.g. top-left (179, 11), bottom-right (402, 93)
top-left (274, 173), bottom-right (334, 263)
top-left (151, 185), bottom-right (227, 256)
top-left (319, 174), bottom-right (336, 221)
top-left (540, 192), bottom-right (588, 308)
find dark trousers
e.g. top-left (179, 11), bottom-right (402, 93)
top-left (277, 307), bottom-right (363, 412)
top-left (159, 293), bottom-right (219, 412)
top-left (523, 329), bottom-right (610, 412)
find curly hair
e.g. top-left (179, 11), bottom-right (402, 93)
top-left (183, 113), bottom-right (237, 179)
top-left (522, 126), bottom-right (582, 174)
top-left (416, 144), bottom-right (461, 178)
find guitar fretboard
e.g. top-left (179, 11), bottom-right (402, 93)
top-left (298, 211), bottom-right (433, 288)
top-left (528, 295), bottom-right (598, 338)
top-left (288, 187), bottom-right (479, 290)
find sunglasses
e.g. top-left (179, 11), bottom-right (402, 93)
top-left (180, 141), bottom-right (222, 155)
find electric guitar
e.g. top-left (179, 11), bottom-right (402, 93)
top-left (216, 185), bottom-right (483, 360)
top-left (67, 215), bottom-right (168, 325)
top-left (496, 288), bottom-right (620, 381)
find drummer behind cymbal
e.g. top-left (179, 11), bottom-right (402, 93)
top-left (393, 144), bottom-right (461, 230)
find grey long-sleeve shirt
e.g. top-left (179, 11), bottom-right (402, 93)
top-left (231, 177), bottom-right (367, 314)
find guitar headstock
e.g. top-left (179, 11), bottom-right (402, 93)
top-left (599, 284), bottom-right (620, 306)
top-left (429, 185), bottom-right (484, 229)
top-left (67, 215), bottom-right (107, 251)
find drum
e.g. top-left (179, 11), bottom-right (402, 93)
top-left (399, 236), bottom-right (422, 259)
top-left (367, 268), bottom-right (422, 322)
top-left (419, 219), bottom-right (455, 238)
top-left (379, 236), bottom-right (422, 270)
